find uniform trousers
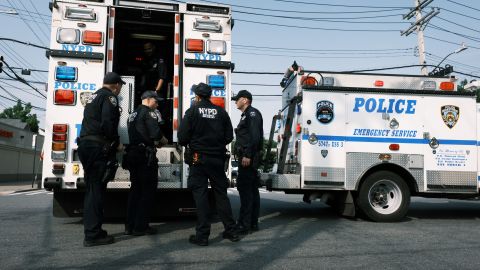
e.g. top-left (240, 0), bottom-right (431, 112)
top-left (187, 154), bottom-right (236, 240)
top-left (126, 147), bottom-right (158, 232)
top-left (77, 140), bottom-right (108, 241)
top-left (236, 164), bottom-right (260, 228)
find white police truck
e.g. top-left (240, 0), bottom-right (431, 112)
top-left (42, 0), bottom-right (233, 217)
top-left (263, 64), bottom-right (478, 221)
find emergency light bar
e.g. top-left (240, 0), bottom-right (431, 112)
top-left (207, 75), bottom-right (225, 89)
top-left (57, 28), bottom-right (80, 44)
top-left (186, 39), bottom-right (204, 52)
top-left (194, 19), bottom-right (222, 32)
top-left (207, 40), bottom-right (226, 55)
top-left (65, 6), bottom-right (96, 21)
top-left (55, 66), bottom-right (77, 81)
top-left (82, 30), bottom-right (103, 45)
top-left (54, 89), bottom-right (76, 105)
top-left (422, 81), bottom-right (436, 90)
top-left (52, 124), bottom-right (68, 161)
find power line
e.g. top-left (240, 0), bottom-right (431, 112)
top-left (271, 0), bottom-right (409, 9)
top-left (0, 94), bottom-right (46, 111)
top-left (429, 24), bottom-right (480, 43)
top-left (17, 0), bottom-right (50, 41)
top-left (10, 67), bottom-right (48, 73)
top-left (233, 44), bottom-right (414, 52)
top-left (0, 41), bottom-right (48, 82)
top-left (0, 3), bottom-right (50, 18)
top-left (232, 83), bottom-right (279, 87)
top-left (235, 10), bottom-right (407, 21)
top-left (6, 0), bottom-right (47, 46)
top-left (28, 0), bottom-right (51, 31)
top-left (235, 19), bottom-right (400, 32)
top-left (452, 70), bottom-right (480, 79)
top-left (201, 0), bottom-right (407, 14)
top-left (1, 59), bottom-right (46, 98)
top-left (436, 17), bottom-right (480, 34)
top-left (440, 8), bottom-right (480, 22)
top-left (423, 34), bottom-right (480, 50)
top-left (0, 80), bottom-right (46, 99)
top-left (446, 0), bottom-right (480, 13)
top-left (0, 37), bottom-right (49, 50)
top-left (234, 47), bottom-right (414, 55)
top-left (234, 51), bottom-right (413, 59)
top-left (0, 76), bottom-right (46, 84)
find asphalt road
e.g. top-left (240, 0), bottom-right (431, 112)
top-left (2, 188), bottom-right (480, 270)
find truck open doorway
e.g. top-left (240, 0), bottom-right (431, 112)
top-left (112, 8), bottom-right (175, 142)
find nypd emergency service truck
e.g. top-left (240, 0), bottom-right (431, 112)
top-left (42, 0), bottom-right (233, 217)
top-left (264, 64), bottom-right (478, 222)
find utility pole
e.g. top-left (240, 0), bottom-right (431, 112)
top-left (401, 0), bottom-right (439, 75)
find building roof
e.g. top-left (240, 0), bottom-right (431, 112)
top-left (0, 118), bottom-right (29, 130)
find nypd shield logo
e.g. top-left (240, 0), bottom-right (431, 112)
top-left (316, 100), bottom-right (334, 124)
top-left (321, 149), bottom-right (328, 158)
top-left (441, 105), bottom-right (459, 129)
top-left (80, 92), bottom-right (92, 107)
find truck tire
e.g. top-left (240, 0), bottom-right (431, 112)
top-left (357, 171), bottom-right (410, 222)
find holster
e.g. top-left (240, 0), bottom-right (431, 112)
top-left (184, 146), bottom-right (193, 165)
top-left (145, 146), bottom-right (157, 167)
top-left (102, 158), bottom-right (118, 184)
top-left (224, 151), bottom-right (231, 172)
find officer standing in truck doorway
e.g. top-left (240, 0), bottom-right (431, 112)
top-left (178, 83), bottom-right (240, 246)
top-left (232, 90), bottom-right (263, 234)
top-left (124, 91), bottom-right (168, 236)
top-left (78, 72), bottom-right (125, 247)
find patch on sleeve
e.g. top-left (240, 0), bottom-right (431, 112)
top-left (249, 111), bottom-right (256, 117)
top-left (108, 96), bottom-right (118, 106)
top-left (149, 111), bottom-right (158, 119)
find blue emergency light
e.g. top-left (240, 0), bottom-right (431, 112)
top-left (55, 66), bottom-right (77, 81)
top-left (207, 75), bottom-right (225, 89)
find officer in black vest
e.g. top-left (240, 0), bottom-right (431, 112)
top-left (178, 83), bottom-right (240, 246)
top-left (232, 90), bottom-right (263, 234)
top-left (77, 72), bottom-right (125, 247)
top-left (124, 91), bottom-right (168, 236)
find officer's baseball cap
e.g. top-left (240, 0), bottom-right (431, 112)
top-left (231, 90), bottom-right (252, 101)
top-left (103, 72), bottom-right (126, 85)
top-left (192, 83), bottom-right (212, 98)
top-left (141, 91), bottom-right (163, 102)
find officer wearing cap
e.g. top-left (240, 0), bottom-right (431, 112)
top-left (231, 90), bottom-right (263, 234)
top-left (178, 83), bottom-right (240, 246)
top-left (78, 72), bottom-right (125, 247)
top-left (124, 91), bottom-right (168, 236)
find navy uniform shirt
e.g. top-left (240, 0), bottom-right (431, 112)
top-left (80, 87), bottom-right (120, 142)
top-left (235, 105), bottom-right (263, 158)
top-left (128, 104), bottom-right (163, 147)
top-left (178, 99), bottom-right (233, 156)
top-left (140, 54), bottom-right (167, 94)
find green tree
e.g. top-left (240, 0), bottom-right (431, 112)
top-left (0, 100), bottom-right (39, 132)
top-left (259, 138), bottom-right (277, 172)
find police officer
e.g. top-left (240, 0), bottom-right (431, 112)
top-left (77, 72), bottom-right (125, 247)
top-left (231, 90), bottom-right (263, 234)
top-left (178, 83), bottom-right (240, 246)
top-left (139, 41), bottom-right (171, 140)
top-left (125, 91), bottom-right (168, 236)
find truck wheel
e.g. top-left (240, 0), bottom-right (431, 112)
top-left (357, 171), bottom-right (410, 222)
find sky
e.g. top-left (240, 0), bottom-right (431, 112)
top-left (0, 0), bottom-right (479, 136)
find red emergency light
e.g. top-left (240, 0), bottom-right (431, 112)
top-left (54, 89), bottom-right (76, 105)
top-left (83, 30), bottom-right (103, 45)
top-left (211, 97), bottom-right (225, 108)
top-left (186, 39), bottom-right (204, 52)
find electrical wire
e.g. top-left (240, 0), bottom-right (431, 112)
top-left (2, 59), bottom-right (46, 98)
top-left (235, 19), bottom-right (401, 32)
top-left (429, 24), bottom-right (480, 43)
top-left (0, 94), bottom-right (46, 111)
top-left (233, 44), bottom-right (415, 52)
top-left (232, 83), bottom-right (279, 87)
top-left (234, 47), bottom-right (414, 55)
top-left (234, 51), bottom-right (414, 59)
top-left (0, 80), bottom-right (46, 99)
top-left (28, 0), bottom-right (51, 31)
top-left (440, 8), bottom-right (480, 22)
top-left (436, 17), bottom-right (480, 34)
top-left (0, 41), bottom-right (47, 83)
top-left (200, 0), bottom-right (407, 14)
top-left (234, 10), bottom-right (407, 22)
top-left (6, 0), bottom-right (48, 46)
top-left (271, 0), bottom-right (409, 9)
top-left (423, 34), bottom-right (480, 50)
top-left (426, 52), bottom-right (480, 71)
top-left (17, 0), bottom-right (50, 40)
top-left (446, 0), bottom-right (480, 13)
